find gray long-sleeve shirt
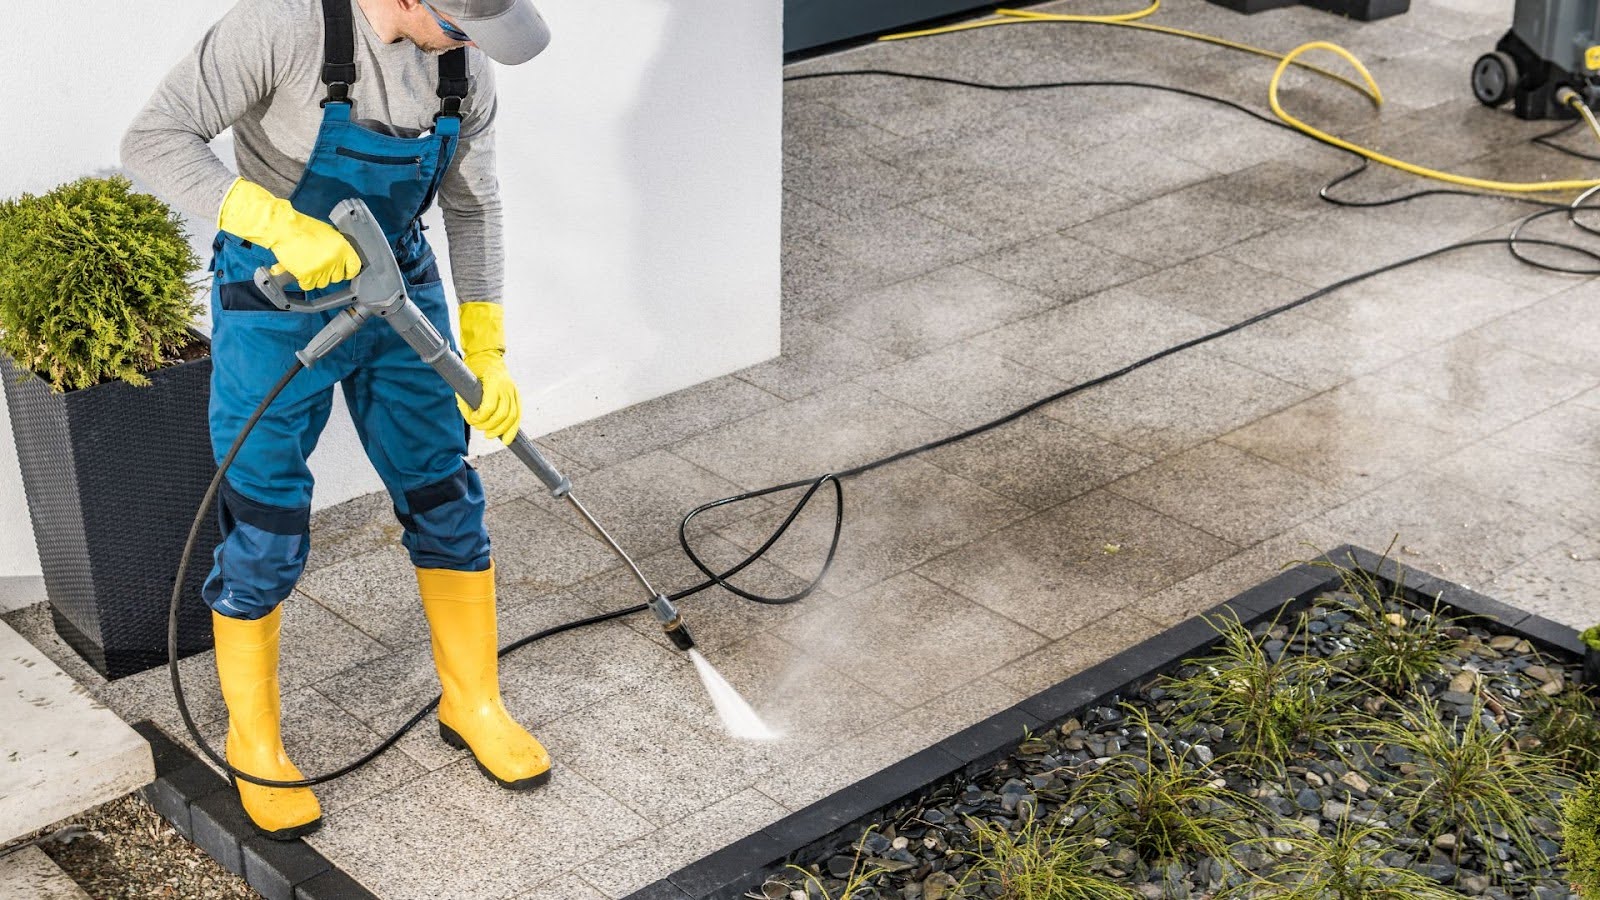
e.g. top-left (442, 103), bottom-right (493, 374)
top-left (122, 0), bottom-right (505, 302)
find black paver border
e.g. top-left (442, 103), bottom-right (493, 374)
top-left (132, 720), bottom-right (378, 900)
top-left (623, 544), bottom-right (1591, 900)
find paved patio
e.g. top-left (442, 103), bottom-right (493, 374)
top-left (9, 0), bottom-right (1600, 896)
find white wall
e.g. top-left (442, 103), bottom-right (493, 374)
top-left (0, 0), bottom-right (781, 579)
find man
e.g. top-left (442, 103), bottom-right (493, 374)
top-left (123, 0), bottom-right (551, 840)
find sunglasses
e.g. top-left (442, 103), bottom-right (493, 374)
top-left (422, 2), bottom-right (471, 42)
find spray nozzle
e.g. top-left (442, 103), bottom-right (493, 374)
top-left (647, 594), bottom-right (696, 652)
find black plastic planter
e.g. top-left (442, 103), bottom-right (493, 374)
top-left (1586, 646), bottom-right (1599, 686)
top-left (2, 338), bottom-right (219, 678)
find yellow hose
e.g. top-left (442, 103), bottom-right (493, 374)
top-left (881, 5), bottom-right (1373, 99)
top-left (877, 6), bottom-right (1600, 194)
top-left (1268, 42), bottom-right (1600, 192)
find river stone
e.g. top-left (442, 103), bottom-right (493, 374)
top-left (923, 872), bottom-right (959, 900)
top-left (827, 856), bottom-right (856, 879)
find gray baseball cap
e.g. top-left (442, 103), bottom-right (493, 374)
top-left (429, 0), bottom-right (550, 65)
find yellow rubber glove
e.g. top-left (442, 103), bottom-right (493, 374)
top-left (217, 179), bottom-right (361, 291)
top-left (457, 302), bottom-right (522, 445)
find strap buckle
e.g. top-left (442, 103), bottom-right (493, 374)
top-left (435, 96), bottom-right (464, 121)
top-left (321, 82), bottom-right (352, 107)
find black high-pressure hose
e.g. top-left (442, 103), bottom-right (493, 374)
top-left (171, 67), bottom-right (1600, 790)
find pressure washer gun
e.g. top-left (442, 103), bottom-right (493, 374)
top-left (253, 198), bottom-right (696, 652)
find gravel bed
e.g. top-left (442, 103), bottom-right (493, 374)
top-left (17, 793), bottom-right (259, 899)
top-left (772, 588), bottom-right (1594, 900)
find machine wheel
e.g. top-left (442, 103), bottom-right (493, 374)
top-left (1472, 51), bottom-right (1519, 107)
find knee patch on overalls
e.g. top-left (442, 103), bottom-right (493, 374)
top-left (396, 463), bottom-right (490, 572)
top-left (203, 481), bottom-right (313, 620)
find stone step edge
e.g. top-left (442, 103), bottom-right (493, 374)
top-left (133, 721), bottom-right (377, 900)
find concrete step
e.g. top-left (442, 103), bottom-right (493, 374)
top-left (0, 846), bottom-right (90, 900)
top-left (0, 618), bottom-right (153, 843)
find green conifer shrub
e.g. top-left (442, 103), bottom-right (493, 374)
top-left (1567, 773), bottom-right (1600, 899)
top-left (0, 175), bottom-right (201, 391)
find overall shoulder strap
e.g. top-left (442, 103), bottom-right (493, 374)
top-left (320, 0), bottom-right (357, 106)
top-left (436, 49), bottom-right (470, 120)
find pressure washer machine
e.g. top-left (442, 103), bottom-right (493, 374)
top-left (1474, 0), bottom-right (1600, 118)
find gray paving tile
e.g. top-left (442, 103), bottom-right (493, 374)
top-left (1431, 437), bottom-right (1600, 536)
top-left (1188, 159), bottom-right (1350, 223)
top-left (1366, 54), bottom-right (1485, 112)
top-left (196, 686), bottom-right (426, 816)
top-left (1063, 182), bottom-right (1291, 266)
top-left (1484, 535), bottom-right (1600, 631)
top-left (808, 206), bottom-right (998, 284)
top-left (541, 377), bottom-right (783, 471)
top-left (1312, 471), bottom-right (1577, 590)
top-left (484, 498), bottom-right (632, 596)
top-left (990, 607), bottom-right (1166, 698)
top-left (1300, 254), bottom-right (1546, 346)
top-left (1373, 331), bottom-right (1600, 432)
top-left (1401, 2), bottom-right (1506, 38)
top-left (1107, 441), bottom-right (1349, 546)
top-left (972, 287), bottom-right (1217, 384)
top-left (685, 631), bottom-right (910, 766)
top-left (535, 663), bottom-right (774, 826)
top-left (1055, 128), bottom-right (1218, 203)
top-left (307, 491), bottom-right (401, 574)
top-left (911, 170), bottom-right (1133, 246)
top-left (308, 759), bottom-right (651, 900)
top-left (570, 533), bottom-right (829, 653)
top-left (780, 233), bottom-right (901, 322)
top-left (754, 678), bottom-right (1024, 811)
top-left (550, 451), bottom-right (770, 559)
top-left (1131, 522), bottom-right (1347, 627)
top-left (1041, 349), bottom-right (1313, 459)
top-left (573, 789), bottom-right (788, 898)
top-left (673, 381), bottom-right (952, 489)
top-left (775, 572), bottom-right (1046, 705)
top-left (1216, 209), bottom-right (1449, 286)
top-left (511, 874), bottom-right (612, 900)
top-left (735, 316), bottom-right (905, 401)
top-left (920, 414), bottom-right (1152, 511)
top-left (970, 235), bottom-right (1155, 313)
top-left (916, 489), bottom-right (1237, 639)
top-left (1205, 307), bottom-right (1408, 393)
top-left (860, 98), bottom-right (1111, 186)
top-left (1474, 282), bottom-right (1600, 377)
top-left (818, 264), bottom-right (1056, 358)
top-left (1344, 101), bottom-right (1555, 170)
top-left (1122, 253), bottom-right (1318, 326)
top-left (1445, 142), bottom-right (1599, 203)
top-left (312, 592), bottom-right (669, 772)
top-left (785, 145), bottom-right (941, 217)
top-left (1479, 399), bottom-right (1600, 470)
top-left (798, 68), bottom-right (1016, 139)
top-left (1219, 379), bottom-right (1490, 491)
top-left (719, 457), bottom-right (1032, 598)
top-left (296, 546), bottom-right (427, 650)
top-left (857, 339), bottom-right (1069, 429)
top-left (784, 100), bottom-right (899, 153)
top-left (92, 591), bottom-right (387, 751)
top-left (1456, 224), bottom-right (1600, 296)
top-left (471, 441), bottom-right (591, 515)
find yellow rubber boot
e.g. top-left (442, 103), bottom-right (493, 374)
top-left (418, 564), bottom-right (552, 790)
top-left (211, 608), bottom-right (322, 840)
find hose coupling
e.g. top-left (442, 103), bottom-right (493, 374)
top-left (647, 594), bottom-right (696, 652)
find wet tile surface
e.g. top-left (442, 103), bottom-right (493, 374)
top-left (30, 1), bottom-right (1600, 895)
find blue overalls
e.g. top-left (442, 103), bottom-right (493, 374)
top-left (203, 13), bottom-right (488, 621)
